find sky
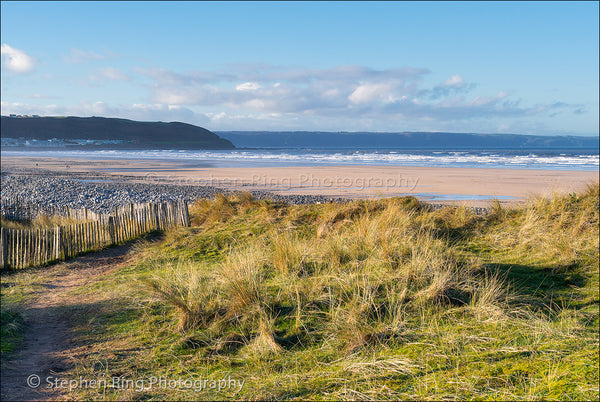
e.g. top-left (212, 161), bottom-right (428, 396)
top-left (1, 1), bottom-right (598, 135)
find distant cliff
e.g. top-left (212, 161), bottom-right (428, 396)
top-left (1, 116), bottom-right (235, 149)
top-left (217, 131), bottom-right (599, 150)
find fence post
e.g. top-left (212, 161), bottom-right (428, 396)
top-left (130, 203), bottom-right (134, 239)
top-left (54, 226), bottom-right (61, 260)
top-left (115, 206), bottom-right (120, 244)
top-left (108, 216), bottom-right (116, 245)
top-left (10, 228), bottom-right (15, 268)
top-left (183, 200), bottom-right (190, 227)
top-left (153, 203), bottom-right (160, 230)
top-left (0, 227), bottom-right (5, 268)
top-left (16, 229), bottom-right (21, 269)
top-left (25, 230), bottom-right (30, 268)
top-left (35, 228), bottom-right (40, 267)
top-left (43, 229), bottom-right (48, 264)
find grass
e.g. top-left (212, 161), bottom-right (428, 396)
top-left (1, 213), bottom-right (84, 230)
top-left (0, 308), bottom-right (23, 354)
top-left (1, 184), bottom-right (598, 400)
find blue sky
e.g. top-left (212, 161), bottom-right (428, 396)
top-left (1, 1), bottom-right (598, 135)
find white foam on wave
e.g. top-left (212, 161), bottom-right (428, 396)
top-left (3, 149), bottom-right (598, 170)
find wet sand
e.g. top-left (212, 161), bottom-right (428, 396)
top-left (2, 155), bottom-right (597, 207)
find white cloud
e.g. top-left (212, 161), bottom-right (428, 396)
top-left (323, 88), bottom-right (340, 98)
top-left (425, 74), bottom-right (475, 100)
top-left (349, 83), bottom-right (395, 104)
top-left (235, 82), bottom-right (261, 91)
top-left (88, 67), bottom-right (130, 83)
top-left (470, 91), bottom-right (508, 107)
top-left (99, 67), bottom-right (129, 81)
top-left (153, 85), bottom-right (226, 105)
top-left (1, 44), bottom-right (36, 73)
top-left (22, 93), bottom-right (56, 99)
top-left (64, 48), bottom-right (111, 63)
top-left (442, 74), bottom-right (465, 88)
top-left (242, 99), bottom-right (266, 109)
top-left (207, 111), bottom-right (227, 120)
top-left (154, 91), bottom-right (196, 105)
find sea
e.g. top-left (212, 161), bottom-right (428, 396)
top-left (2, 148), bottom-right (598, 171)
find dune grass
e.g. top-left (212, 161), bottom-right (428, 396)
top-left (1, 213), bottom-right (84, 230)
top-left (0, 308), bottom-right (23, 354)
top-left (1, 185), bottom-right (598, 400)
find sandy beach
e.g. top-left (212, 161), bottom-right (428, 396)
top-left (2, 155), bottom-right (597, 207)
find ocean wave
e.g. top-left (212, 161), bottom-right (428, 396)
top-left (3, 149), bottom-right (598, 171)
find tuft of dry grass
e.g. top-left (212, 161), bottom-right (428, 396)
top-left (484, 182), bottom-right (599, 268)
top-left (233, 190), bottom-right (256, 207)
top-left (218, 246), bottom-right (269, 322)
top-left (140, 259), bottom-right (221, 333)
top-left (269, 232), bottom-right (310, 276)
top-left (189, 193), bottom-right (236, 226)
top-left (243, 312), bottom-right (283, 357)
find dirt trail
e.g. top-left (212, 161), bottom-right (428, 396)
top-left (1, 244), bottom-right (134, 401)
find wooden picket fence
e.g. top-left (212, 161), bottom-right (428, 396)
top-left (0, 201), bottom-right (190, 269)
top-left (1, 196), bottom-right (107, 222)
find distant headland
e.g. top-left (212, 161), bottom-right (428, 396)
top-left (1, 116), bottom-right (235, 150)
top-left (216, 131), bottom-right (599, 150)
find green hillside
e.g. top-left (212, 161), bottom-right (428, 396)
top-left (1, 116), bottom-right (235, 149)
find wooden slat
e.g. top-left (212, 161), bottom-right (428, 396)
top-left (0, 227), bottom-right (5, 268)
top-left (16, 229), bottom-right (20, 269)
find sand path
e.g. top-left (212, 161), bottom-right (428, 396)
top-left (0, 244), bottom-right (134, 401)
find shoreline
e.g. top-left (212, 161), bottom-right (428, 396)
top-left (2, 155), bottom-right (598, 207)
